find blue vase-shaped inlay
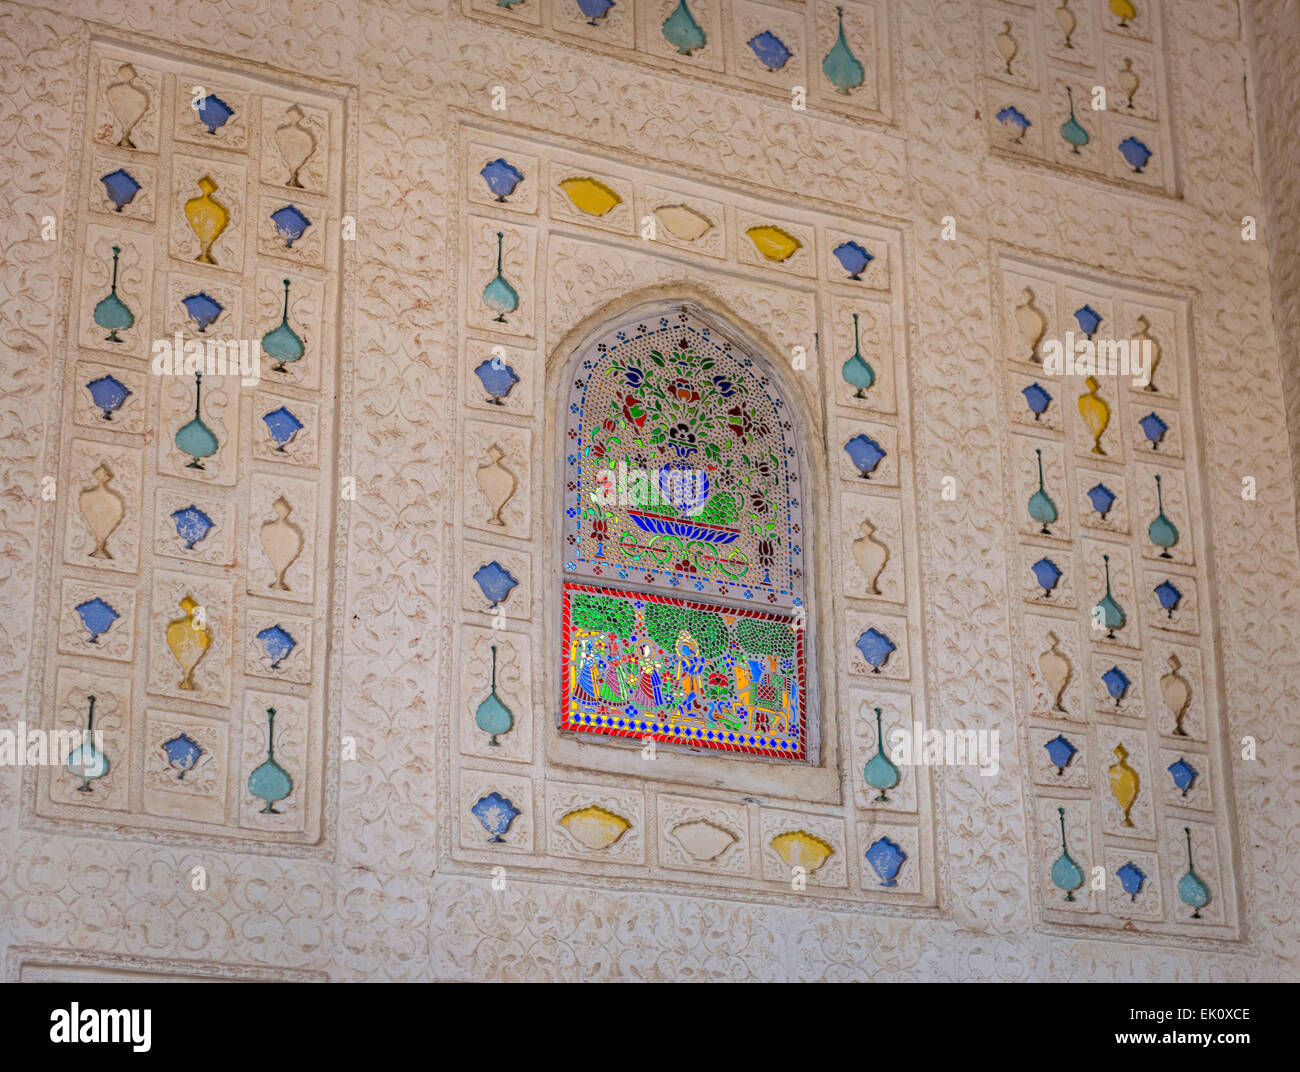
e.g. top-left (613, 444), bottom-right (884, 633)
top-left (747, 30), bottom-right (792, 71)
top-left (93, 245), bottom-right (134, 343)
top-left (256, 624), bottom-right (298, 669)
top-left (472, 791), bottom-right (521, 843)
top-left (844, 433), bottom-right (886, 479)
top-left (1119, 136), bottom-right (1152, 173)
top-left (161, 732), bottom-right (204, 780)
top-left (1021, 381), bottom-right (1052, 420)
top-left (195, 93), bottom-right (234, 135)
top-left (1087, 482), bottom-right (1117, 519)
top-left (270, 204), bottom-right (311, 248)
top-left (474, 357), bottom-right (521, 405)
top-left (262, 406), bottom-right (304, 452)
top-left (1168, 757), bottom-right (1198, 797)
top-left (483, 231), bottom-right (519, 323)
top-left (996, 105), bottom-right (1031, 141)
top-left (865, 836), bottom-right (907, 887)
top-left (855, 628), bottom-right (896, 674)
top-left (1051, 806), bottom-right (1085, 901)
top-left (1178, 827), bottom-right (1211, 919)
top-left (1154, 579), bottom-right (1182, 618)
top-left (832, 240), bottom-right (873, 280)
top-left (1139, 411), bottom-right (1168, 450)
top-left (170, 504), bottom-right (215, 550)
top-left (75, 597), bottom-right (120, 644)
top-left (1060, 85), bottom-right (1089, 153)
top-left (1028, 448), bottom-right (1059, 535)
top-left (248, 707), bottom-right (293, 814)
top-left (841, 313), bottom-right (875, 399)
top-left (86, 374), bottom-right (132, 420)
top-left (475, 645), bottom-right (515, 746)
top-left (1074, 303), bottom-right (1103, 338)
top-left (262, 279), bottom-right (305, 372)
top-left (1031, 556), bottom-right (1062, 597)
top-left (473, 561), bottom-right (519, 608)
top-left (662, 0), bottom-right (706, 55)
top-left (863, 706), bottom-right (900, 802)
top-left (822, 6), bottom-right (865, 95)
top-left (1102, 665), bottom-right (1131, 705)
top-left (181, 291), bottom-right (223, 333)
top-left (1044, 734), bottom-right (1077, 775)
top-left (576, 0), bottom-right (614, 23)
top-left (1117, 860), bottom-right (1147, 902)
top-left (480, 157), bottom-right (524, 201)
top-left (1148, 473), bottom-right (1179, 558)
top-left (1095, 553), bottom-right (1126, 638)
top-left (174, 371), bottom-right (219, 469)
top-left (100, 168), bottom-right (141, 212)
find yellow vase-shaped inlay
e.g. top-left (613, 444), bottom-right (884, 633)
top-left (746, 225), bottom-right (802, 263)
top-left (1107, 743), bottom-right (1139, 827)
top-left (558, 177), bottom-right (623, 217)
top-left (559, 805), bottom-right (631, 850)
top-left (184, 175), bottom-right (229, 264)
top-left (1078, 375), bottom-right (1111, 455)
top-left (166, 594), bottom-right (212, 690)
top-left (770, 830), bottom-right (834, 874)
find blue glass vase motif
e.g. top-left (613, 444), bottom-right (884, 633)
top-left (747, 30), bottom-right (792, 71)
top-left (473, 561), bottom-right (519, 608)
top-left (75, 597), bottom-right (120, 644)
top-left (171, 504), bottom-right (215, 549)
top-left (480, 158), bottom-right (524, 201)
top-left (1044, 734), bottom-right (1077, 775)
top-left (256, 624), bottom-right (298, 669)
top-left (474, 357), bottom-right (521, 404)
top-left (832, 240), bottom-right (873, 280)
top-left (1154, 579), bottom-right (1182, 618)
top-left (270, 204), bottom-right (311, 248)
top-left (262, 406), bottom-right (304, 451)
top-left (1031, 556), bottom-right (1062, 597)
top-left (161, 732), bottom-right (204, 780)
top-left (181, 291), bottom-right (223, 333)
top-left (195, 93), bottom-right (233, 135)
top-left (844, 433), bottom-right (886, 479)
top-left (1102, 665), bottom-right (1130, 705)
top-left (1021, 381), bottom-right (1052, 419)
top-left (472, 791), bottom-right (521, 843)
top-left (86, 374), bottom-right (131, 420)
top-left (855, 628), bottom-right (896, 674)
top-left (1117, 860), bottom-right (1147, 902)
top-left (100, 168), bottom-right (141, 212)
top-left (1168, 757), bottom-right (1198, 797)
top-left (865, 836), bottom-right (906, 887)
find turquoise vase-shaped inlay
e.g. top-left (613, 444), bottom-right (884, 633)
top-left (475, 644), bottom-right (515, 746)
top-left (175, 371), bottom-right (219, 469)
top-left (841, 313), bottom-right (876, 398)
top-left (1060, 85), bottom-right (1089, 153)
top-left (1051, 806), bottom-right (1085, 901)
top-left (248, 706), bottom-right (293, 814)
top-left (482, 231), bottom-right (519, 323)
top-left (1028, 448), bottom-right (1059, 535)
top-left (822, 6), bottom-right (865, 95)
top-left (66, 694), bottom-right (110, 793)
top-left (1094, 552), bottom-right (1126, 639)
top-left (93, 245), bottom-right (134, 342)
top-left (1178, 826), bottom-right (1211, 919)
top-left (863, 706), bottom-right (900, 802)
top-left (662, 0), bottom-right (706, 55)
top-left (1148, 473), bottom-right (1179, 559)
top-left (262, 278), bottom-right (305, 373)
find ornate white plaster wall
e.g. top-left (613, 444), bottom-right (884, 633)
top-left (0, 0), bottom-right (1296, 980)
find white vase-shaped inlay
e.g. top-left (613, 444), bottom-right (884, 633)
top-left (1015, 287), bottom-right (1048, 362)
top-left (476, 444), bottom-right (516, 528)
top-left (996, 22), bottom-right (1018, 74)
top-left (1039, 631), bottom-right (1071, 713)
top-left (259, 495), bottom-right (303, 590)
top-left (274, 104), bottom-right (316, 188)
top-left (1161, 654), bottom-right (1192, 736)
top-left (106, 63), bottom-right (148, 149)
top-left (1135, 314), bottom-right (1162, 391)
top-left (1118, 58), bottom-right (1140, 108)
top-left (852, 519), bottom-right (890, 594)
top-left (78, 463), bottom-right (125, 560)
top-left (1055, 0), bottom-right (1076, 47)
top-left (670, 818), bottom-right (737, 863)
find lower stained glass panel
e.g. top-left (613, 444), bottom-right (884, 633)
top-left (560, 581), bottom-right (807, 760)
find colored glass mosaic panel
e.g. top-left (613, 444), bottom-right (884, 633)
top-left (561, 582), bottom-right (807, 760)
top-left (564, 309), bottom-right (803, 605)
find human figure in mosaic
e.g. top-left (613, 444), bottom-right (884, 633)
top-left (676, 631), bottom-right (705, 711)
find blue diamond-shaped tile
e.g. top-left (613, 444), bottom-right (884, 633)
top-left (1167, 757), bottom-right (1199, 796)
top-left (100, 168), bottom-right (141, 211)
top-left (1102, 665), bottom-right (1131, 703)
top-left (1031, 557), bottom-right (1062, 596)
top-left (1087, 482), bottom-right (1117, 518)
top-left (473, 560), bottom-right (519, 607)
top-left (1074, 304), bottom-right (1103, 338)
top-left (855, 627), bottom-right (896, 673)
top-left (270, 204), bottom-right (311, 248)
top-left (1139, 411), bottom-right (1169, 449)
top-left (1021, 381), bottom-right (1052, 419)
top-left (1117, 860), bottom-right (1147, 901)
top-left (747, 29), bottom-right (793, 71)
top-left (1044, 734), bottom-right (1078, 775)
top-left (1154, 579), bottom-right (1183, 618)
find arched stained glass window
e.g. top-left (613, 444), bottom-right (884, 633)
top-left (560, 304), bottom-right (811, 761)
